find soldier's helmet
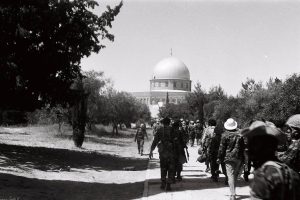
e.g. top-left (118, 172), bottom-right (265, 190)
top-left (141, 123), bottom-right (145, 127)
top-left (286, 114), bottom-right (300, 129)
top-left (161, 117), bottom-right (171, 125)
top-left (196, 120), bottom-right (200, 123)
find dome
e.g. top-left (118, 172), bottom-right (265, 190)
top-left (152, 57), bottom-right (190, 80)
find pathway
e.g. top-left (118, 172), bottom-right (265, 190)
top-left (142, 146), bottom-right (251, 200)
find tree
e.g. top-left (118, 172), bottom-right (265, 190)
top-left (0, 0), bottom-right (122, 146)
top-left (103, 90), bottom-right (150, 135)
top-left (186, 82), bottom-right (207, 124)
top-left (0, 0), bottom-right (122, 110)
top-left (82, 70), bottom-right (108, 131)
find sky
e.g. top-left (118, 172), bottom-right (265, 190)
top-left (81, 0), bottom-right (300, 96)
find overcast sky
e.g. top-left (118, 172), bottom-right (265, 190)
top-left (81, 0), bottom-right (300, 96)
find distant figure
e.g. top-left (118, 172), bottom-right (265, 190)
top-left (195, 120), bottom-right (203, 146)
top-left (279, 114), bottom-right (300, 174)
top-left (180, 120), bottom-right (189, 145)
top-left (218, 118), bottom-right (244, 200)
top-left (243, 121), bottom-right (300, 200)
top-left (134, 123), bottom-right (148, 156)
top-left (149, 117), bottom-right (175, 191)
top-left (188, 121), bottom-right (196, 147)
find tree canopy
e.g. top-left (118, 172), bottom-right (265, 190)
top-left (0, 0), bottom-right (122, 110)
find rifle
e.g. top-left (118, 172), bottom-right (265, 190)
top-left (185, 147), bottom-right (189, 161)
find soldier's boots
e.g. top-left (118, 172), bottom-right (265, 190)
top-left (160, 181), bottom-right (166, 190)
top-left (243, 171), bottom-right (249, 182)
top-left (166, 183), bottom-right (171, 191)
top-left (140, 150), bottom-right (143, 156)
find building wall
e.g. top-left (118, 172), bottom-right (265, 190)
top-left (150, 79), bottom-right (191, 92)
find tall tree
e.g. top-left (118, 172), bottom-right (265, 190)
top-left (186, 82), bottom-right (207, 124)
top-left (0, 0), bottom-right (122, 110)
top-left (0, 0), bottom-right (122, 146)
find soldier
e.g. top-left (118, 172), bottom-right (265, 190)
top-left (180, 121), bottom-right (189, 145)
top-left (173, 120), bottom-right (188, 181)
top-left (195, 120), bottom-right (203, 146)
top-left (188, 121), bottom-right (196, 147)
top-left (149, 117), bottom-right (175, 191)
top-left (134, 123), bottom-right (148, 156)
top-left (242, 121), bottom-right (300, 200)
top-left (202, 118), bottom-right (216, 172)
top-left (217, 118), bottom-right (244, 200)
top-left (152, 119), bottom-right (161, 137)
top-left (208, 120), bottom-right (224, 182)
top-left (279, 114), bottom-right (300, 174)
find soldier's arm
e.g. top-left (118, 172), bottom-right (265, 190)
top-left (134, 129), bottom-right (138, 141)
top-left (218, 135), bottom-right (227, 162)
top-left (150, 132), bottom-right (160, 152)
top-left (250, 166), bottom-right (278, 200)
top-left (279, 142), bottom-right (297, 166)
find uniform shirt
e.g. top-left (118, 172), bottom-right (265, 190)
top-left (250, 160), bottom-right (300, 200)
top-left (279, 139), bottom-right (300, 173)
top-left (135, 127), bottom-right (147, 140)
top-left (201, 126), bottom-right (215, 148)
top-left (150, 126), bottom-right (175, 159)
top-left (218, 130), bottom-right (244, 163)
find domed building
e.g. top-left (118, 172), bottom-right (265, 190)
top-left (132, 56), bottom-right (192, 117)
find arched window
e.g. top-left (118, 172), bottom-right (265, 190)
top-left (165, 81), bottom-right (168, 87)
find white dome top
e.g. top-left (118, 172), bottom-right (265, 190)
top-left (152, 57), bottom-right (190, 80)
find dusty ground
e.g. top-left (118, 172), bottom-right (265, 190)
top-left (0, 124), bottom-right (153, 200)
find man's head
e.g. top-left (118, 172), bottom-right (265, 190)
top-left (208, 118), bottom-right (216, 126)
top-left (161, 117), bottom-right (171, 126)
top-left (285, 114), bottom-right (300, 140)
top-left (242, 121), bottom-right (286, 169)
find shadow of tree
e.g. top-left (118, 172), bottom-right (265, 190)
top-left (0, 143), bottom-right (148, 172)
top-left (0, 173), bottom-right (145, 200)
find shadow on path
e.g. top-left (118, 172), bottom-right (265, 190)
top-left (0, 143), bottom-right (148, 172)
top-left (0, 173), bottom-right (145, 200)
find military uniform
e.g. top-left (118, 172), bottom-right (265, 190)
top-left (195, 122), bottom-right (203, 146)
top-left (250, 160), bottom-right (300, 200)
top-left (279, 139), bottom-right (300, 174)
top-left (173, 127), bottom-right (187, 180)
top-left (188, 123), bottom-right (196, 147)
top-left (150, 125), bottom-right (175, 189)
top-left (135, 126), bottom-right (148, 155)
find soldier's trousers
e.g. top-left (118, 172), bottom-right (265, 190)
top-left (160, 157), bottom-right (175, 183)
top-left (137, 139), bottom-right (144, 154)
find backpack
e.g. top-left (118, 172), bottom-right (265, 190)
top-left (261, 161), bottom-right (300, 200)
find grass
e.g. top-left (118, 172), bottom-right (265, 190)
top-left (0, 123), bottom-right (154, 200)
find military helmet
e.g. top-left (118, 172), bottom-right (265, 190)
top-left (286, 114), bottom-right (300, 129)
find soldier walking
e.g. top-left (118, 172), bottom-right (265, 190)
top-left (218, 118), bottom-right (245, 200)
top-left (173, 120), bottom-right (188, 181)
top-left (243, 120), bottom-right (300, 200)
top-left (134, 123), bottom-right (148, 156)
top-left (195, 120), bottom-right (203, 146)
top-left (279, 114), bottom-right (300, 174)
top-left (149, 117), bottom-right (175, 191)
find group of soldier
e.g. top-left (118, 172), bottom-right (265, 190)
top-left (134, 114), bottom-right (300, 200)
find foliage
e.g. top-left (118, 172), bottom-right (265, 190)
top-left (186, 82), bottom-right (207, 123)
top-left (0, 0), bottom-right (122, 110)
top-left (159, 103), bottom-right (194, 120)
top-left (99, 90), bottom-right (151, 134)
top-left (187, 74), bottom-right (300, 128)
